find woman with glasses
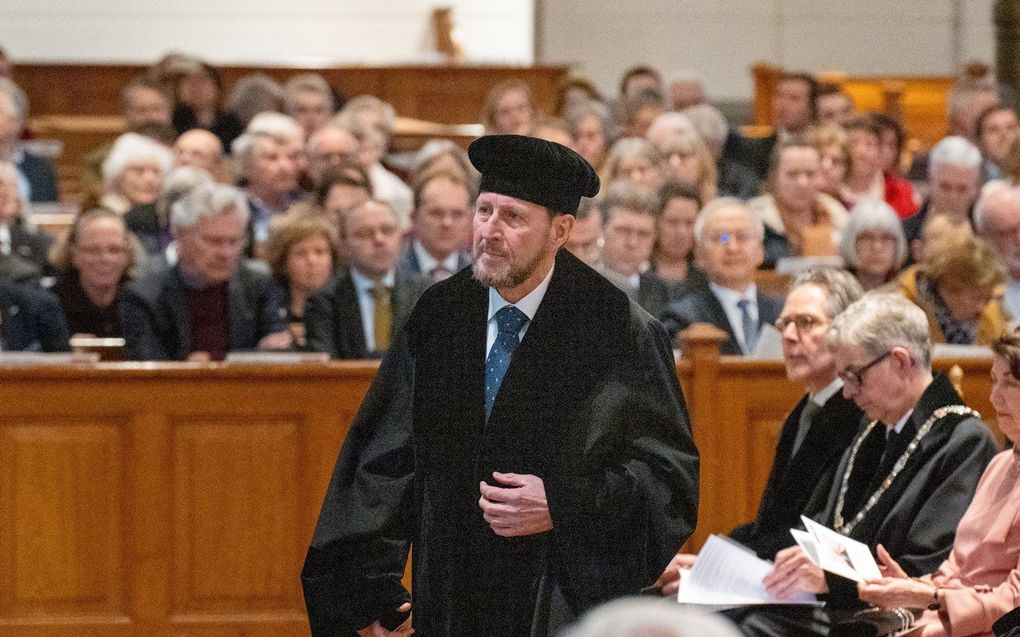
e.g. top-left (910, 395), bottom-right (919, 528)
top-left (48, 209), bottom-right (144, 337)
top-left (839, 199), bottom-right (909, 291)
top-left (855, 330), bottom-right (1020, 637)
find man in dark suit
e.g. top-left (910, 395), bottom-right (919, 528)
top-left (397, 168), bottom-right (472, 283)
top-left (659, 198), bottom-right (782, 354)
top-left (305, 199), bottom-right (429, 359)
top-left (762, 293), bottom-right (997, 617)
top-left (119, 182), bottom-right (290, 361)
top-left (302, 135), bottom-right (699, 637)
top-left (735, 73), bottom-right (817, 181)
top-left (657, 268), bottom-right (865, 597)
top-left (0, 280), bottom-right (70, 352)
top-left (0, 161), bottom-right (53, 276)
top-left (1, 79), bottom-right (59, 202)
top-left (595, 180), bottom-right (670, 317)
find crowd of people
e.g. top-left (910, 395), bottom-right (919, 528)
top-left (2, 48), bottom-right (1020, 637)
top-left (2, 54), bottom-right (1020, 360)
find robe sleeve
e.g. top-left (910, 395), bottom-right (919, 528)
top-left (301, 329), bottom-right (416, 635)
top-left (543, 312), bottom-right (699, 608)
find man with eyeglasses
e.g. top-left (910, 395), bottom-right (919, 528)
top-left (975, 185), bottom-right (1020, 324)
top-left (596, 180), bottom-right (670, 317)
top-left (655, 269), bottom-right (864, 596)
top-left (760, 293), bottom-right (997, 623)
top-left (659, 198), bottom-right (782, 354)
top-left (398, 169), bottom-right (473, 284)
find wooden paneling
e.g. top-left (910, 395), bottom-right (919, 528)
top-left (0, 347), bottom-right (1003, 636)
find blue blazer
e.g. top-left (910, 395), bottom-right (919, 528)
top-left (0, 281), bottom-right (70, 352)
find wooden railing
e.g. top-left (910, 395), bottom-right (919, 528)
top-left (0, 332), bottom-right (1001, 636)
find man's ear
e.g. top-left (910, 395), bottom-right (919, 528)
top-left (552, 213), bottom-right (575, 248)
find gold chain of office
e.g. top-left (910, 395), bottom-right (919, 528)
top-left (833, 405), bottom-right (980, 536)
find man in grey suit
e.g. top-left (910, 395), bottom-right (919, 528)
top-left (595, 181), bottom-right (670, 318)
top-left (659, 198), bottom-right (782, 354)
top-left (305, 199), bottom-right (429, 359)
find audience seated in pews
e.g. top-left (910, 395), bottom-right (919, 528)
top-left (748, 138), bottom-right (848, 268)
top-left (0, 160), bottom-right (52, 277)
top-left (399, 167), bottom-right (472, 283)
top-left (99, 132), bottom-right (174, 216)
top-left (648, 181), bottom-right (706, 301)
top-left (264, 212), bottom-right (339, 349)
top-left (890, 233), bottom-right (1008, 346)
top-left (658, 197), bottom-right (782, 354)
top-left (119, 181), bottom-right (290, 361)
top-left (480, 79), bottom-right (537, 136)
top-left (838, 198), bottom-right (908, 291)
top-left (855, 330), bottom-right (1020, 637)
top-left (902, 135), bottom-right (982, 246)
top-left (305, 199), bottom-right (429, 359)
top-left (760, 294), bottom-right (997, 619)
top-left (841, 114), bottom-right (918, 219)
top-left (0, 78), bottom-right (58, 202)
top-left (0, 278), bottom-right (70, 352)
top-left (49, 208), bottom-right (144, 338)
top-left (594, 180), bottom-right (669, 317)
top-left (657, 269), bottom-right (865, 594)
top-left (976, 185), bottom-right (1020, 324)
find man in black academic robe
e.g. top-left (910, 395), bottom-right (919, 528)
top-left (301, 135), bottom-right (699, 637)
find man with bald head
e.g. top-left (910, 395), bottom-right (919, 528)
top-left (306, 125), bottom-right (359, 184)
top-left (173, 128), bottom-right (224, 177)
top-left (976, 185), bottom-right (1020, 322)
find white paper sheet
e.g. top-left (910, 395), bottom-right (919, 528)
top-left (799, 516), bottom-right (882, 582)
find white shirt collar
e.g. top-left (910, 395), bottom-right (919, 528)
top-left (890, 409), bottom-right (913, 435)
top-left (810, 377), bottom-right (844, 407)
top-left (350, 267), bottom-right (396, 293)
top-left (709, 281), bottom-right (757, 306)
top-left (487, 262), bottom-right (555, 323)
top-left (413, 239), bottom-right (459, 274)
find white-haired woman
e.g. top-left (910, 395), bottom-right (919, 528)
top-left (0, 160), bottom-right (52, 277)
top-left (839, 198), bottom-right (909, 290)
top-left (605, 136), bottom-right (664, 192)
top-left (99, 132), bottom-right (174, 215)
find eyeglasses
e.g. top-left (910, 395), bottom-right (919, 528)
top-left (838, 351), bottom-right (892, 390)
top-left (774, 314), bottom-right (827, 334)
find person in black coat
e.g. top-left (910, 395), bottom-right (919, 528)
top-left (0, 279), bottom-right (70, 352)
top-left (302, 135), bottom-right (699, 637)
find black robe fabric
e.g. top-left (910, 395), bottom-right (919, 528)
top-left (730, 389), bottom-right (863, 560)
top-left (301, 249), bottom-right (699, 637)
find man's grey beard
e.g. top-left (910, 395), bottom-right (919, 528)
top-left (471, 244), bottom-right (546, 290)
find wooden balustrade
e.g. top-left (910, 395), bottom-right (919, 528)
top-left (0, 332), bottom-right (1002, 636)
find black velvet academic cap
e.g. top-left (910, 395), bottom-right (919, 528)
top-left (467, 134), bottom-right (600, 216)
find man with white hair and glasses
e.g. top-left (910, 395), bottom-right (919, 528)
top-left (902, 136), bottom-right (983, 246)
top-left (759, 294), bottom-right (996, 625)
top-left (975, 184), bottom-right (1020, 324)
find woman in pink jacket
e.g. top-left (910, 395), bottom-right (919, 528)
top-left (858, 331), bottom-right (1020, 636)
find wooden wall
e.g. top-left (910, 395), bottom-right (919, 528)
top-left (0, 340), bottom-right (1001, 636)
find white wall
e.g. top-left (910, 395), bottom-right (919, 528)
top-left (538, 0), bottom-right (996, 102)
top-left (0, 0), bottom-right (534, 66)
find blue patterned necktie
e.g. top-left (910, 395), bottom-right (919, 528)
top-left (485, 305), bottom-right (529, 419)
top-left (737, 298), bottom-right (757, 354)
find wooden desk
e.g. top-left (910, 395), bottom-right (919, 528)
top-left (0, 344), bottom-right (1001, 636)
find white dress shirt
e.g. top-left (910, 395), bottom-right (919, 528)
top-left (413, 240), bottom-right (460, 278)
top-left (709, 281), bottom-right (759, 354)
top-left (485, 263), bottom-right (555, 358)
top-left (350, 268), bottom-right (396, 351)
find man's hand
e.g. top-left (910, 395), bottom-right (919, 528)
top-left (258, 330), bottom-right (294, 351)
top-left (357, 602), bottom-right (413, 637)
top-left (478, 472), bottom-right (553, 537)
top-left (763, 546), bottom-right (828, 599)
top-left (654, 553), bottom-right (695, 597)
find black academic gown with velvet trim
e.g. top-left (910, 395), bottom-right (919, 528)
top-left (301, 249), bottom-right (699, 637)
top-left (816, 372), bottom-right (998, 609)
top-left (729, 390), bottom-right (863, 560)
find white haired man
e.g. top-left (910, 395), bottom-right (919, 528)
top-left (975, 184), bottom-right (1020, 323)
top-left (119, 182), bottom-right (290, 360)
top-left (902, 135), bottom-right (983, 246)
